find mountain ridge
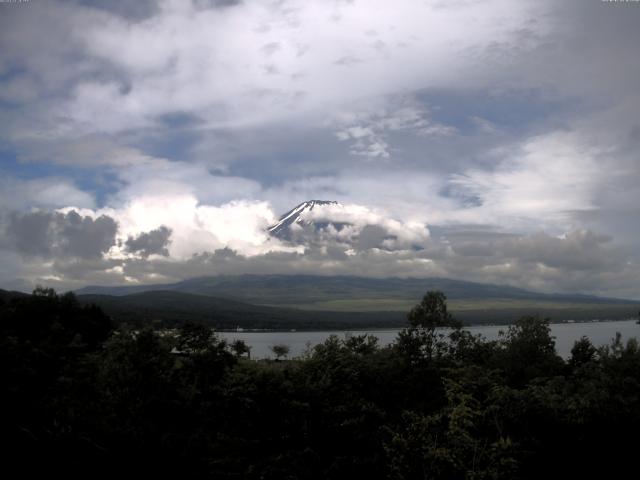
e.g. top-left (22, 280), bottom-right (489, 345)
top-left (75, 274), bottom-right (638, 305)
top-left (73, 279), bottom-right (640, 327)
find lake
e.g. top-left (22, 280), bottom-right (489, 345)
top-left (220, 319), bottom-right (640, 359)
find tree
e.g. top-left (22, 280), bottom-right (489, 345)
top-left (177, 321), bottom-right (216, 353)
top-left (270, 343), bottom-right (290, 360)
top-left (32, 285), bottom-right (57, 298)
top-left (407, 290), bottom-right (460, 330)
top-left (569, 336), bottom-right (598, 368)
top-left (230, 339), bottom-right (252, 359)
top-left (385, 379), bottom-right (518, 479)
top-left (344, 333), bottom-right (379, 355)
top-left (502, 315), bottom-right (556, 356)
top-left (499, 315), bottom-right (563, 385)
top-left (397, 290), bottom-right (460, 362)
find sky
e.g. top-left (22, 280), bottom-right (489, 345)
top-left (1, 0), bottom-right (639, 298)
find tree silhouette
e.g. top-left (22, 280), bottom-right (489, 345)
top-left (231, 339), bottom-right (252, 358)
top-left (398, 290), bottom-right (460, 361)
top-left (407, 290), bottom-right (460, 330)
top-left (270, 343), bottom-right (290, 360)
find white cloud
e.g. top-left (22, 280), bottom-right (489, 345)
top-left (449, 130), bottom-right (604, 231)
top-left (1, 0), bottom-right (546, 138)
top-left (63, 195), bottom-right (297, 259)
top-left (299, 202), bottom-right (430, 249)
top-left (333, 96), bottom-right (456, 159)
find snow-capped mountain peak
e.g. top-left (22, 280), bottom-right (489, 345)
top-left (268, 200), bottom-right (341, 239)
top-left (268, 200), bottom-right (430, 250)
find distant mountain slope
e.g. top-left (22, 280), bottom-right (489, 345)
top-left (75, 275), bottom-right (640, 324)
top-left (76, 274), bottom-right (636, 305)
top-left (0, 289), bottom-right (30, 302)
top-left (77, 290), bottom-right (405, 330)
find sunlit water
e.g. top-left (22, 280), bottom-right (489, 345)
top-left (219, 320), bottom-right (640, 359)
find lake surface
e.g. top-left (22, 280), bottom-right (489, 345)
top-left (220, 320), bottom-right (640, 359)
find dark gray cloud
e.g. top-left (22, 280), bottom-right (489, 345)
top-left (5, 210), bottom-right (117, 259)
top-left (355, 225), bottom-right (392, 250)
top-left (74, 0), bottom-right (243, 22)
top-left (5, 221), bottom-right (636, 299)
top-left (124, 225), bottom-right (172, 258)
top-left (442, 229), bottom-right (625, 274)
top-left (157, 112), bottom-right (205, 129)
top-left (199, 0), bottom-right (243, 8)
top-left (4, 211), bottom-right (53, 257)
top-left (109, 226), bottom-right (637, 299)
top-left (76, 0), bottom-right (159, 21)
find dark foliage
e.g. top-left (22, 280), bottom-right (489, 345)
top-left (2, 288), bottom-right (640, 478)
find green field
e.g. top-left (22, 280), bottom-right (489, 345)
top-left (265, 298), bottom-right (416, 312)
top-left (259, 296), bottom-right (639, 325)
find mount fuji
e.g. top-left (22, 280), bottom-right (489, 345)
top-left (268, 200), bottom-right (351, 241)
